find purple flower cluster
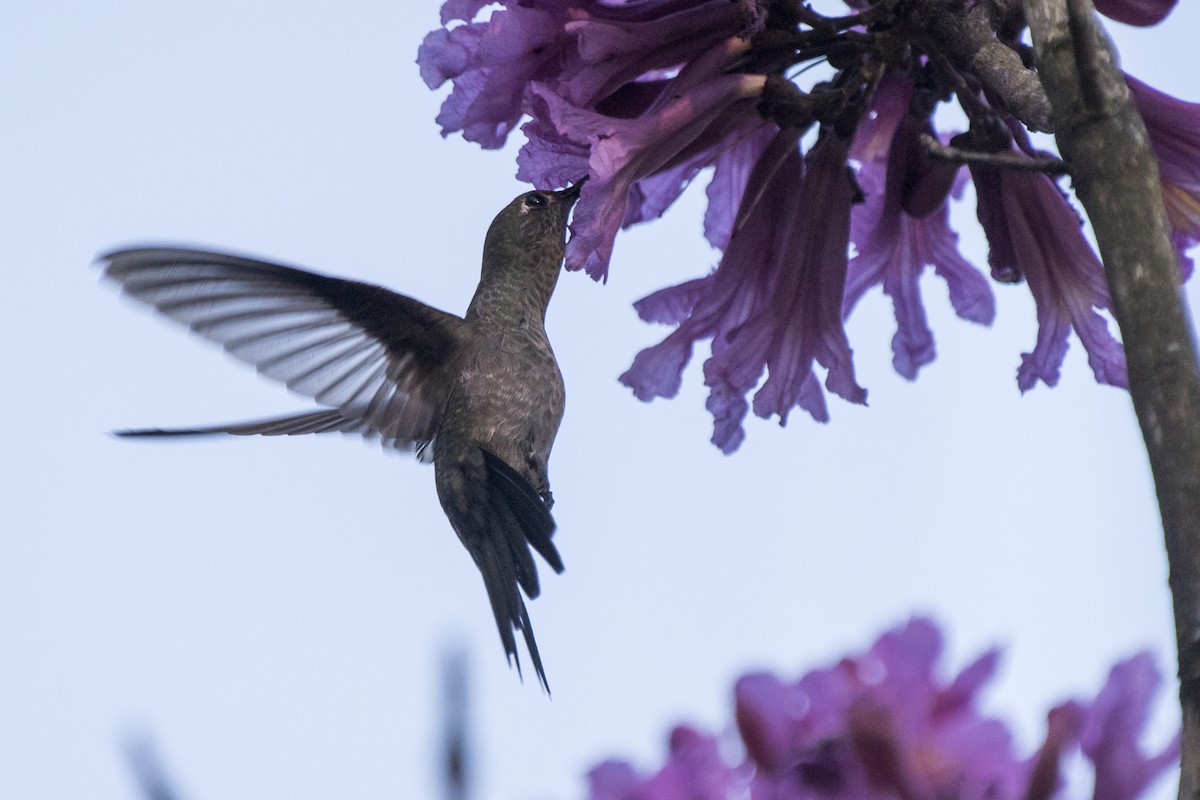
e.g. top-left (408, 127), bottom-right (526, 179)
top-left (419, 0), bottom-right (1196, 451)
top-left (583, 619), bottom-right (1178, 800)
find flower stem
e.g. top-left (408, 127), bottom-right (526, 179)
top-left (919, 134), bottom-right (1068, 173)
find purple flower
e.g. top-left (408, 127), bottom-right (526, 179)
top-left (617, 128), bottom-right (789, 450)
top-left (1022, 701), bottom-right (1088, 800)
top-left (418, 2), bottom-right (572, 148)
top-left (421, 0), bottom-right (1194, 451)
top-left (1093, 0), bottom-right (1177, 26)
top-left (578, 619), bottom-right (1178, 800)
top-left (587, 761), bottom-right (643, 800)
top-left (970, 164), bottom-right (1128, 391)
top-left (1083, 654), bottom-right (1181, 800)
top-left (417, 0), bottom-right (763, 151)
top-left (621, 131), bottom-right (865, 452)
top-left (845, 78), bottom-right (995, 381)
top-left (704, 124), bottom-right (779, 251)
top-left (1128, 74), bottom-right (1200, 278)
top-left (735, 619), bottom-right (1027, 800)
top-left (587, 726), bottom-right (736, 800)
top-left (523, 37), bottom-right (768, 280)
top-left (437, 0), bottom-right (491, 25)
top-left (559, 0), bottom-right (762, 108)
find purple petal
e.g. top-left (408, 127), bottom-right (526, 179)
top-left (845, 702), bottom-right (925, 800)
top-left (588, 727), bottom-right (735, 800)
top-left (1024, 702), bottom-right (1087, 800)
top-left (972, 166), bottom-right (1023, 283)
top-left (588, 760), bottom-right (642, 800)
top-left (517, 108), bottom-right (592, 188)
top-left (1128, 74), bottom-right (1200, 183)
top-left (647, 727), bottom-right (735, 800)
top-left (847, 184), bottom-right (993, 380)
top-left (931, 230), bottom-right (995, 326)
top-left (933, 649), bottom-right (1002, 720)
top-left (537, 66), bottom-right (766, 279)
top-left (438, 0), bottom-right (491, 25)
top-left (1083, 653), bottom-right (1180, 800)
top-left (863, 617), bottom-right (943, 717)
top-left (706, 381), bottom-right (752, 453)
top-left (785, 618), bottom-right (1021, 800)
top-left (633, 275), bottom-right (714, 325)
top-left (699, 138), bottom-right (820, 445)
top-left (705, 124), bottom-right (779, 251)
top-left (433, 68), bottom-right (519, 149)
top-left (735, 673), bottom-right (796, 773)
top-left (1127, 74), bottom-right (1200, 271)
top-left (621, 108), bottom-right (773, 232)
top-left (1018, 303), bottom-right (1073, 389)
top-left (623, 129), bottom-right (868, 452)
top-left (619, 329), bottom-right (695, 401)
top-left (1093, 0), bottom-right (1176, 26)
top-left (561, 0), bottom-right (763, 108)
top-left (972, 164), bottom-right (1127, 390)
top-left (847, 85), bottom-right (992, 381)
top-left (622, 147), bottom-right (714, 229)
top-left (744, 134), bottom-right (867, 421)
top-left (849, 75), bottom-right (912, 167)
top-left (928, 716), bottom-right (1023, 800)
top-left (419, 3), bottom-right (571, 148)
top-left (417, 24), bottom-right (484, 90)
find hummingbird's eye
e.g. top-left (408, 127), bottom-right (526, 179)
top-left (523, 193), bottom-right (548, 208)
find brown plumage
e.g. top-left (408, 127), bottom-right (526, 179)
top-left (101, 180), bottom-right (584, 691)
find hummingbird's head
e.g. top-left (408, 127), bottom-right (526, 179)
top-left (490, 176), bottom-right (588, 252)
top-left (475, 177), bottom-right (589, 314)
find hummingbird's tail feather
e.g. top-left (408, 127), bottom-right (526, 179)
top-left (115, 409), bottom-right (368, 438)
top-left (481, 450), bottom-right (563, 574)
top-left (476, 531), bottom-right (550, 694)
top-left (438, 446), bottom-right (562, 694)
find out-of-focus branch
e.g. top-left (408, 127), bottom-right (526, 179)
top-left (440, 648), bottom-right (472, 800)
top-left (1025, 3), bottom-right (1200, 799)
top-left (123, 734), bottom-right (183, 800)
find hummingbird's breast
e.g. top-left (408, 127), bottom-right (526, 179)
top-left (439, 320), bottom-right (565, 480)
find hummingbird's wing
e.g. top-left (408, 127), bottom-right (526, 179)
top-left (101, 247), bottom-right (471, 454)
top-left (115, 409), bottom-right (370, 437)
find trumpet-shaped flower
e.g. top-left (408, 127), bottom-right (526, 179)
top-left (845, 78), bottom-right (995, 380)
top-left (621, 132), bottom-right (865, 452)
top-left (421, 0), bottom-right (1194, 451)
top-left (971, 164), bottom-right (1128, 390)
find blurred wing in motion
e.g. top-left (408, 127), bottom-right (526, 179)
top-left (101, 247), bottom-right (472, 454)
top-left (116, 409), bottom-right (368, 437)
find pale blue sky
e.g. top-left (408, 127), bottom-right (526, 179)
top-left (2, 2), bottom-right (1197, 798)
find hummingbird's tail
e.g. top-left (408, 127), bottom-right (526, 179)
top-left (480, 450), bottom-right (561, 572)
top-left (436, 447), bottom-right (563, 694)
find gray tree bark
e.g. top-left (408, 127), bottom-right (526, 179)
top-left (1024, 2), bottom-right (1200, 798)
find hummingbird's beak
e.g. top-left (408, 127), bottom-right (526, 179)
top-left (556, 175), bottom-right (588, 200)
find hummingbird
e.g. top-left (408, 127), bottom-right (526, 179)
top-left (99, 179), bottom-right (586, 692)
